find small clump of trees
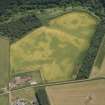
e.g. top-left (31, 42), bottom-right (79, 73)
top-left (0, 14), bottom-right (42, 42)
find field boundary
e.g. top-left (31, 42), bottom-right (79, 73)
top-left (41, 7), bottom-right (100, 24)
top-left (11, 77), bottom-right (105, 92)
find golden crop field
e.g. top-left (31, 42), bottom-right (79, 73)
top-left (46, 79), bottom-right (105, 105)
top-left (11, 11), bottom-right (98, 82)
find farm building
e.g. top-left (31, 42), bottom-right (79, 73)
top-left (43, 78), bottom-right (105, 105)
top-left (0, 35), bottom-right (9, 89)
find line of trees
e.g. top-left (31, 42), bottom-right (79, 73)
top-left (0, 0), bottom-right (104, 26)
top-left (0, 0), bottom-right (104, 14)
top-left (35, 87), bottom-right (50, 105)
top-left (0, 0), bottom-right (105, 40)
top-left (76, 19), bottom-right (105, 79)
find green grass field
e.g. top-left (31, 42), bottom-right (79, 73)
top-left (11, 11), bottom-right (98, 82)
top-left (0, 94), bottom-right (9, 105)
top-left (0, 37), bottom-right (9, 89)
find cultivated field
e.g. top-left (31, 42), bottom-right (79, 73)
top-left (11, 11), bottom-right (98, 82)
top-left (0, 37), bottom-right (9, 89)
top-left (46, 79), bottom-right (105, 105)
top-left (90, 35), bottom-right (105, 78)
top-left (0, 94), bottom-right (9, 105)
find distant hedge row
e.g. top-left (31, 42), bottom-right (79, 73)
top-left (0, 0), bottom-right (104, 43)
top-left (6, 0), bottom-right (104, 8)
top-left (36, 87), bottom-right (50, 105)
top-left (0, 0), bottom-right (104, 21)
top-left (76, 19), bottom-right (105, 80)
top-left (0, 15), bottom-right (42, 42)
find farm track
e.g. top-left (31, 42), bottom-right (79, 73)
top-left (1, 77), bottom-right (105, 95)
top-left (10, 77), bottom-right (105, 92)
